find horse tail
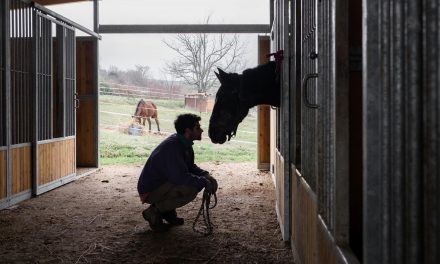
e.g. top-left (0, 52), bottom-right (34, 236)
top-left (150, 102), bottom-right (158, 118)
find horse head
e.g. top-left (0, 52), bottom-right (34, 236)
top-left (209, 68), bottom-right (250, 144)
top-left (132, 99), bottom-right (144, 124)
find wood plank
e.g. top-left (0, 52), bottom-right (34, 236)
top-left (38, 143), bottom-right (47, 185)
top-left (38, 139), bottom-right (76, 186)
top-left (24, 147), bottom-right (31, 192)
top-left (76, 100), bottom-right (95, 166)
top-left (257, 36), bottom-right (271, 170)
top-left (11, 148), bottom-right (19, 194)
top-left (76, 38), bottom-right (97, 167)
top-left (10, 146), bottom-right (31, 194)
top-left (0, 150), bottom-right (6, 198)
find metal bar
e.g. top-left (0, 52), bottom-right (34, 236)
top-left (49, 18), bottom-right (53, 139)
top-left (35, 11), bottom-right (75, 32)
top-left (10, 142), bottom-right (31, 149)
top-left (92, 37), bottom-right (98, 166)
top-left (93, 0), bottom-right (99, 33)
top-left (0, 189), bottom-right (32, 210)
top-left (0, 0), bottom-right (3, 147)
top-left (4, 0), bottom-right (11, 201)
top-left (270, 0), bottom-right (274, 29)
top-left (37, 172), bottom-right (76, 195)
top-left (33, 2), bottom-right (101, 39)
top-left (23, 2), bottom-right (27, 142)
top-left (37, 135), bottom-right (75, 145)
top-left (31, 5), bottom-right (38, 196)
top-left (99, 24), bottom-right (271, 34)
top-left (57, 25), bottom-right (65, 137)
top-left (11, 0), bottom-right (16, 145)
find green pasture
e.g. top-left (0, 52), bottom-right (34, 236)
top-left (99, 95), bottom-right (257, 165)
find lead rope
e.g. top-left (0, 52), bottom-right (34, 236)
top-left (192, 190), bottom-right (217, 235)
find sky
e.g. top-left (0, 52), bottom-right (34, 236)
top-left (49, 0), bottom-right (270, 79)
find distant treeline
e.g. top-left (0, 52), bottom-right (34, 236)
top-left (99, 65), bottom-right (191, 100)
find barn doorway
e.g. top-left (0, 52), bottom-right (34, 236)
top-left (76, 37), bottom-right (99, 175)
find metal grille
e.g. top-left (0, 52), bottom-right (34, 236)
top-left (36, 12), bottom-right (53, 141)
top-left (0, 1), bottom-right (5, 146)
top-left (10, 0), bottom-right (32, 144)
top-left (65, 28), bottom-right (75, 136)
top-left (364, 1), bottom-right (440, 263)
top-left (317, 0), bottom-right (335, 233)
top-left (301, 0), bottom-right (318, 190)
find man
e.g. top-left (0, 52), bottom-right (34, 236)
top-left (137, 113), bottom-right (218, 231)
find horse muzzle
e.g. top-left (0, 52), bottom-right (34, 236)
top-left (208, 127), bottom-right (228, 144)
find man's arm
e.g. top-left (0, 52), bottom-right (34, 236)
top-left (189, 163), bottom-right (209, 176)
top-left (162, 146), bottom-right (207, 191)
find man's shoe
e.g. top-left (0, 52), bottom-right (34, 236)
top-left (142, 205), bottom-right (170, 232)
top-left (161, 209), bottom-right (184, 226)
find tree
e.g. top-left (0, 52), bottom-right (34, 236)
top-left (163, 17), bottom-right (247, 94)
top-left (125, 65), bottom-right (150, 87)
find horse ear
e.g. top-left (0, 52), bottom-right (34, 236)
top-left (215, 71), bottom-right (221, 82)
top-left (216, 68), bottom-right (227, 83)
top-left (218, 68), bottom-right (227, 76)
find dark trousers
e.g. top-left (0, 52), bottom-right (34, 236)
top-left (145, 182), bottom-right (199, 212)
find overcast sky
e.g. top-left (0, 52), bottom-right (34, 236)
top-left (49, 0), bottom-right (270, 79)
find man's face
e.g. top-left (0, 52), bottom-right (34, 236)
top-left (189, 122), bottom-right (203, 141)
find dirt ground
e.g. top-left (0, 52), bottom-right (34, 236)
top-left (0, 162), bottom-right (293, 264)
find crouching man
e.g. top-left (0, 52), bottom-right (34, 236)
top-left (137, 113), bottom-right (218, 231)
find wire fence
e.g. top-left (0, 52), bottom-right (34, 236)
top-left (100, 81), bottom-right (186, 100)
top-left (98, 85), bottom-right (258, 145)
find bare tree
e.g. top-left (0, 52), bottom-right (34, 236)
top-left (163, 17), bottom-right (247, 94)
top-left (125, 65), bottom-right (150, 87)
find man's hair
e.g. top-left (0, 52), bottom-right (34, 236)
top-left (174, 113), bottom-right (201, 134)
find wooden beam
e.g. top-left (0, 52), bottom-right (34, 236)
top-left (33, 0), bottom-right (89, 6)
top-left (99, 24), bottom-right (271, 34)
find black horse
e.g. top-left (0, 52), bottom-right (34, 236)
top-left (208, 61), bottom-right (280, 144)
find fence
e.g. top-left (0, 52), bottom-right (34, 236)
top-left (98, 89), bottom-right (258, 145)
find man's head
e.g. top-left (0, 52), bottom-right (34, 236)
top-left (174, 113), bottom-right (203, 141)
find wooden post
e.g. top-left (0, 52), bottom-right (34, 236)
top-left (257, 36), bottom-right (271, 171)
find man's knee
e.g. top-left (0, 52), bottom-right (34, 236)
top-left (176, 185), bottom-right (199, 202)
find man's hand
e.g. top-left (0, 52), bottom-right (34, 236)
top-left (207, 176), bottom-right (218, 193)
top-left (203, 175), bottom-right (218, 194)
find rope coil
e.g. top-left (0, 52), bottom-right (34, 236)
top-left (192, 190), bottom-right (217, 236)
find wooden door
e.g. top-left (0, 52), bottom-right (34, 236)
top-left (76, 37), bottom-right (98, 167)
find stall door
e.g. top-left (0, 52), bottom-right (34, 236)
top-left (76, 37), bottom-right (98, 167)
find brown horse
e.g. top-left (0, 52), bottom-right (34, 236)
top-left (132, 99), bottom-right (160, 132)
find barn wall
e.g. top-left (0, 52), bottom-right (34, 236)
top-left (0, 149), bottom-right (6, 199)
top-left (291, 170), bottom-right (318, 264)
top-left (38, 138), bottom-right (75, 186)
top-left (10, 145), bottom-right (32, 195)
top-left (275, 151), bottom-right (285, 229)
top-left (363, 0), bottom-right (440, 263)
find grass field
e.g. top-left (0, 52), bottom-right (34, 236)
top-left (99, 95), bottom-right (257, 165)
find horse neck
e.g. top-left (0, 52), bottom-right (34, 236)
top-left (134, 101), bottom-right (144, 116)
top-left (240, 61), bottom-right (280, 107)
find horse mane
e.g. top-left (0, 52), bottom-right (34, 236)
top-left (239, 61), bottom-right (279, 107)
top-left (134, 99), bottom-right (145, 116)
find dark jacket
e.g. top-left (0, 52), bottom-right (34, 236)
top-left (137, 133), bottom-right (208, 194)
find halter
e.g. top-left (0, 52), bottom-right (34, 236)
top-left (266, 50), bottom-right (284, 73)
top-left (214, 78), bottom-right (246, 140)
